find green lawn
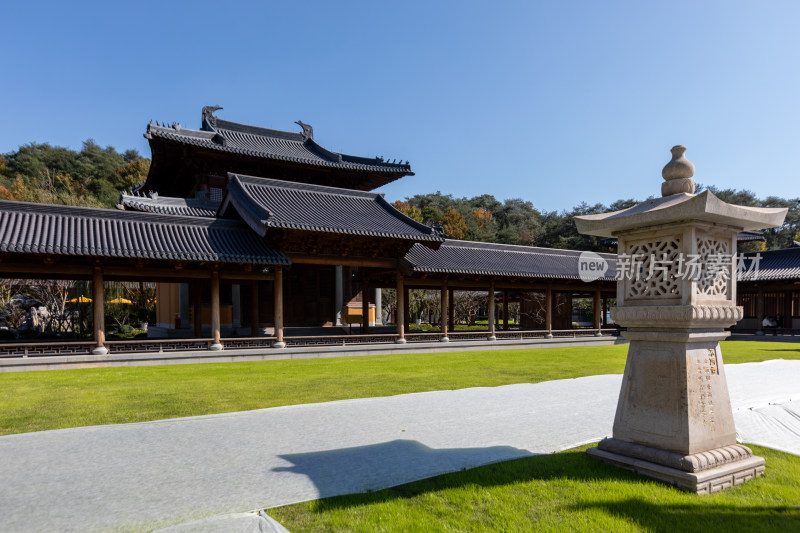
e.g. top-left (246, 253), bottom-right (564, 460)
top-left (270, 444), bottom-right (800, 533)
top-left (0, 341), bottom-right (797, 436)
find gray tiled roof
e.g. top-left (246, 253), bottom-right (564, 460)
top-left (403, 240), bottom-right (617, 280)
top-left (220, 174), bottom-right (445, 243)
top-left (737, 247), bottom-right (800, 281)
top-left (119, 193), bottom-right (220, 218)
top-left (146, 118), bottom-right (413, 175)
top-left (0, 201), bottom-right (289, 265)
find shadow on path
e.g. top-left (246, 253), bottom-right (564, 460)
top-left (274, 439), bottom-right (535, 500)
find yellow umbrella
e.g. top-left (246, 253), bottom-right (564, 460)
top-left (67, 296), bottom-right (92, 303)
top-left (107, 297), bottom-right (133, 305)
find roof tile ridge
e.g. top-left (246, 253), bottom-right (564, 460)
top-left (229, 173), bottom-right (381, 199)
top-left (0, 199), bottom-right (226, 227)
top-left (441, 239), bottom-right (617, 259)
top-left (214, 118), bottom-right (305, 141)
top-left (743, 246), bottom-right (800, 255)
top-left (147, 122), bottom-right (215, 139)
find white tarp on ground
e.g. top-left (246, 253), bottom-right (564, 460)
top-left (0, 360), bottom-right (797, 533)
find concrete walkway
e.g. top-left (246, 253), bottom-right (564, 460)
top-left (0, 335), bottom-right (626, 372)
top-left (0, 360), bottom-right (797, 533)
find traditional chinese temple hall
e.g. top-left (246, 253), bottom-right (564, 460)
top-left (0, 107), bottom-right (796, 363)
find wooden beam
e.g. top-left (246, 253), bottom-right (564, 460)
top-left (288, 253), bottom-right (396, 268)
top-left (0, 263), bottom-right (92, 278)
top-left (219, 271), bottom-right (275, 281)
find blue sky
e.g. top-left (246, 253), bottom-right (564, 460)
top-left (2, 1), bottom-right (798, 211)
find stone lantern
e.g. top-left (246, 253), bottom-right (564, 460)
top-left (575, 146), bottom-right (787, 493)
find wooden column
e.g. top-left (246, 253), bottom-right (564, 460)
top-left (92, 265), bottom-right (107, 355)
top-left (502, 290), bottom-right (509, 330)
top-left (404, 285), bottom-right (411, 334)
top-left (193, 281), bottom-right (202, 337)
top-left (448, 288), bottom-right (455, 332)
top-left (545, 283), bottom-right (553, 338)
top-left (488, 280), bottom-right (496, 340)
top-left (251, 280), bottom-right (260, 336)
top-left (396, 273), bottom-right (406, 343)
top-left (593, 288), bottom-right (602, 336)
top-left (334, 265), bottom-right (343, 326)
top-left (602, 296), bottom-right (608, 327)
top-left (361, 271), bottom-right (369, 334)
top-left (756, 285), bottom-right (765, 334)
top-left (210, 269), bottom-right (222, 350)
top-left (440, 279), bottom-right (449, 341)
top-left (274, 266), bottom-right (285, 347)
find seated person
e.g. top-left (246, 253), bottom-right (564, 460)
top-left (762, 316), bottom-right (777, 328)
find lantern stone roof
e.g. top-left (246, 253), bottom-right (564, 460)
top-left (218, 174), bottom-right (444, 244)
top-left (0, 200), bottom-right (288, 265)
top-left (118, 193), bottom-right (220, 218)
top-left (737, 247), bottom-right (800, 282)
top-left (402, 239), bottom-right (617, 280)
top-left (576, 190), bottom-right (788, 237)
top-left (576, 146), bottom-right (787, 237)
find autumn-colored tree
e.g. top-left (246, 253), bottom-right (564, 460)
top-left (472, 207), bottom-right (493, 230)
top-left (391, 200), bottom-right (424, 222)
top-left (442, 207), bottom-right (469, 239)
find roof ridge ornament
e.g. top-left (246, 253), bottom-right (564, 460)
top-left (202, 105), bottom-right (223, 130)
top-left (295, 120), bottom-right (314, 140)
top-left (661, 145), bottom-right (696, 196)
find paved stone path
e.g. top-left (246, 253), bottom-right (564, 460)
top-left (0, 360), bottom-right (797, 532)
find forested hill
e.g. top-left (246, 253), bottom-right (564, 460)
top-left (1, 142), bottom-right (797, 251)
top-left (391, 189), bottom-right (800, 252)
top-left (0, 141), bottom-right (149, 208)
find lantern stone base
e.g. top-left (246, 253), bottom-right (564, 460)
top-left (588, 441), bottom-right (765, 494)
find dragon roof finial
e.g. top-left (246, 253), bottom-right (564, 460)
top-left (202, 105), bottom-right (223, 129)
top-left (295, 120), bottom-right (314, 140)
